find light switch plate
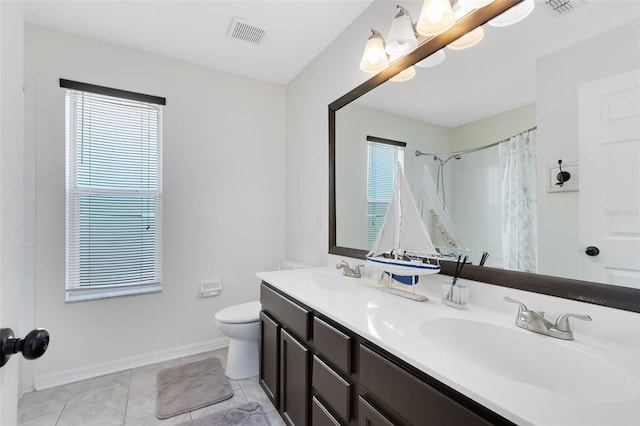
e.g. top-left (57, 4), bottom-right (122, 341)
top-left (547, 161), bottom-right (579, 192)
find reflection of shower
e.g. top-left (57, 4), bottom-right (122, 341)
top-left (433, 154), bottom-right (461, 207)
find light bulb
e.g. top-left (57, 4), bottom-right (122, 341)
top-left (416, 0), bottom-right (455, 37)
top-left (360, 29), bottom-right (389, 73)
top-left (386, 6), bottom-right (418, 56)
top-left (489, 0), bottom-right (535, 27)
top-left (390, 65), bottom-right (416, 82)
top-left (447, 27), bottom-right (484, 50)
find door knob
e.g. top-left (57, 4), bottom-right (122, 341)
top-left (0, 328), bottom-right (49, 368)
top-left (585, 246), bottom-right (600, 256)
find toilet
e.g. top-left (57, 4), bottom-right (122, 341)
top-left (215, 261), bottom-right (309, 379)
top-left (215, 301), bottom-right (262, 379)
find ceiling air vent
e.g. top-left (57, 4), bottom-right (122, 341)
top-left (227, 17), bottom-right (266, 45)
top-left (544, 0), bottom-right (584, 15)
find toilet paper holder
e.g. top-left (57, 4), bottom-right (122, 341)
top-left (200, 280), bottom-right (222, 298)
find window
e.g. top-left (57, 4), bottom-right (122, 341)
top-left (62, 79), bottom-right (165, 302)
top-left (366, 136), bottom-right (405, 249)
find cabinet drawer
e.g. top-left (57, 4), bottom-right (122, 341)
top-left (313, 317), bottom-right (352, 375)
top-left (359, 345), bottom-right (492, 426)
top-left (312, 356), bottom-right (351, 423)
top-left (312, 396), bottom-right (341, 426)
top-left (261, 282), bottom-right (311, 341)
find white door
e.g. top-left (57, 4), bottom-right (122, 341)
top-left (579, 69), bottom-right (640, 288)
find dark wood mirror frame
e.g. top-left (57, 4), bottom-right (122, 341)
top-left (328, 0), bottom-right (640, 313)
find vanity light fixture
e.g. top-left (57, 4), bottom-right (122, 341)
top-left (386, 6), bottom-right (419, 56)
top-left (489, 0), bottom-right (535, 27)
top-left (359, 29), bottom-right (390, 73)
top-left (447, 26), bottom-right (484, 49)
top-left (389, 59), bottom-right (416, 82)
top-left (447, 3), bottom-right (485, 50)
top-left (458, 0), bottom-right (496, 9)
top-left (416, 0), bottom-right (456, 36)
top-left (415, 49), bottom-right (446, 67)
top-left (360, 0), bottom-right (534, 77)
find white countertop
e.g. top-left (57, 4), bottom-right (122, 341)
top-left (257, 266), bottom-right (640, 426)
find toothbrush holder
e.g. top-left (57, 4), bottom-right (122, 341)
top-left (442, 282), bottom-right (469, 310)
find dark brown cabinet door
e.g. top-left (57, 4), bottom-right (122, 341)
top-left (259, 312), bottom-right (280, 407)
top-left (312, 396), bottom-right (341, 426)
top-left (358, 397), bottom-right (394, 426)
top-left (280, 328), bottom-right (310, 426)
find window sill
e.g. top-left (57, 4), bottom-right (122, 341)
top-left (65, 282), bottom-right (161, 302)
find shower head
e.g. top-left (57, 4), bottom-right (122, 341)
top-left (437, 154), bottom-right (462, 165)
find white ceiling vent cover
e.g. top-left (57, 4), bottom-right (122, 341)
top-left (227, 17), bottom-right (266, 45)
top-left (544, 0), bottom-right (584, 15)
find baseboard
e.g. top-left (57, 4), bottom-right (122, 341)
top-left (33, 337), bottom-right (230, 391)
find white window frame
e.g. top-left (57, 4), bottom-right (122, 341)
top-left (63, 79), bottom-right (164, 302)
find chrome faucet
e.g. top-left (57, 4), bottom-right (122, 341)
top-left (503, 296), bottom-right (591, 340)
top-left (336, 260), bottom-right (364, 278)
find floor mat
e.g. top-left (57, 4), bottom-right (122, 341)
top-left (156, 357), bottom-right (233, 419)
top-left (177, 402), bottom-right (270, 426)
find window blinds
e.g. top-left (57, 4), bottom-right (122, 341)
top-left (65, 86), bottom-right (163, 301)
top-left (367, 141), bottom-right (405, 249)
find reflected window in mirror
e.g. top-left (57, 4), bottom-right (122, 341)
top-left (366, 136), bottom-right (406, 249)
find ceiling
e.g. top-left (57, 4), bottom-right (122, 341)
top-left (22, 0), bottom-right (374, 85)
top-left (22, 0), bottom-right (640, 123)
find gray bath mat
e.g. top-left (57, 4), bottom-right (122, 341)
top-left (177, 402), bottom-right (270, 426)
top-left (156, 357), bottom-right (233, 419)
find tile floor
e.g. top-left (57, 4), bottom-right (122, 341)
top-left (18, 349), bottom-right (285, 426)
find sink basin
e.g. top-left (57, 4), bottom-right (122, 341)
top-left (299, 270), bottom-right (360, 291)
top-left (419, 318), bottom-right (639, 403)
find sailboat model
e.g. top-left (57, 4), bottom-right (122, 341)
top-left (367, 162), bottom-right (441, 285)
top-left (418, 165), bottom-right (470, 260)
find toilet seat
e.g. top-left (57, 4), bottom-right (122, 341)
top-left (215, 301), bottom-right (261, 324)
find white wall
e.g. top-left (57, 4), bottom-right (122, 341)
top-left (286, 1), bottom-right (409, 265)
top-left (0, 2), bottom-right (25, 423)
top-left (451, 104), bottom-right (536, 153)
top-left (536, 20), bottom-right (640, 279)
top-left (25, 24), bottom-right (287, 385)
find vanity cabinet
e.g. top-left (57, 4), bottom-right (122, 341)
top-left (260, 281), bottom-right (513, 426)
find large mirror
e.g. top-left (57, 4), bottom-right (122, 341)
top-left (329, 0), bottom-right (640, 312)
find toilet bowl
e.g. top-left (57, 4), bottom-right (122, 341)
top-left (214, 301), bottom-right (261, 379)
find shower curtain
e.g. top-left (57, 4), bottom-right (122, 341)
top-left (499, 129), bottom-right (538, 273)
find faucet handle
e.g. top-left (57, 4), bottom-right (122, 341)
top-left (503, 297), bottom-right (530, 327)
top-left (554, 313), bottom-right (592, 332)
top-left (503, 296), bottom-right (528, 313)
top-left (336, 260), bottom-right (349, 269)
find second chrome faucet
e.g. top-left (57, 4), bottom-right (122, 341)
top-left (336, 260), bottom-right (364, 278)
top-left (503, 296), bottom-right (591, 340)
